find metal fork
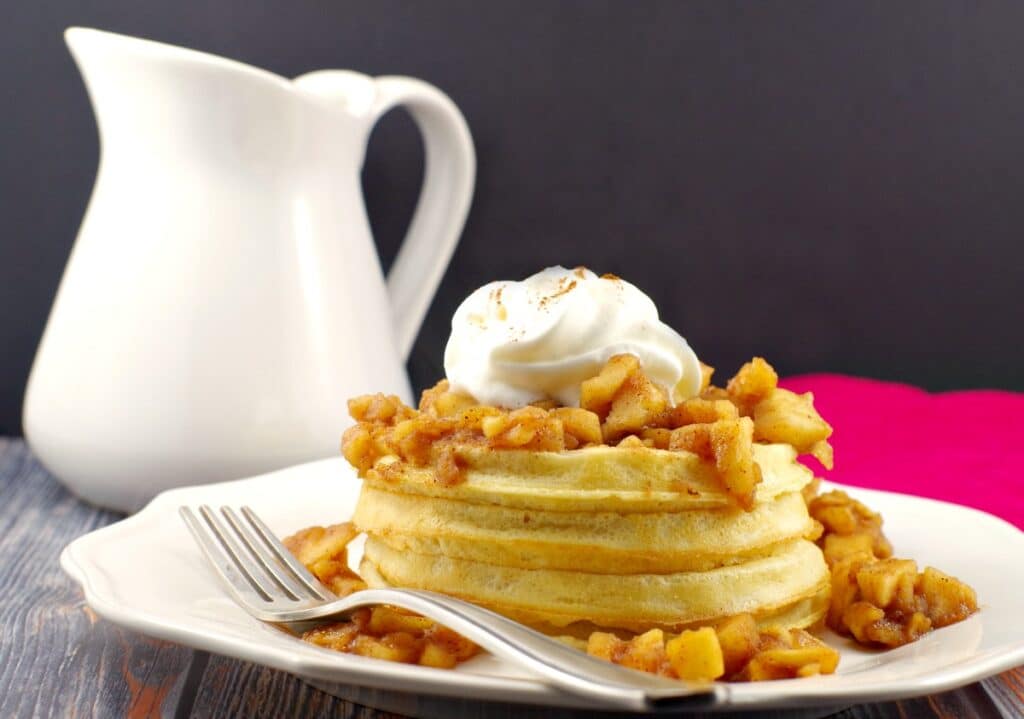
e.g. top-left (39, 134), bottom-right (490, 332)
top-left (179, 505), bottom-right (725, 712)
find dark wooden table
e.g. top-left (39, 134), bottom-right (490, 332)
top-left (1, 436), bottom-right (1021, 719)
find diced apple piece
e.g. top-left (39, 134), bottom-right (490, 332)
top-left (580, 354), bottom-right (639, 418)
top-left (551, 407), bottom-right (603, 445)
top-left (714, 614), bottom-right (760, 677)
top-left (666, 627), bottom-right (725, 681)
top-left (752, 388), bottom-right (832, 454)
top-left (918, 567), bottom-right (978, 627)
top-left (856, 558), bottom-right (918, 609)
top-left (726, 357), bottom-right (779, 412)
top-left (419, 642), bottom-right (458, 669)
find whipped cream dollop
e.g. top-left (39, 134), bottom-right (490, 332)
top-left (443, 266), bottom-right (702, 408)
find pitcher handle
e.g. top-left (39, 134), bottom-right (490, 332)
top-left (370, 76), bottom-right (475, 360)
top-left (293, 71), bottom-right (474, 361)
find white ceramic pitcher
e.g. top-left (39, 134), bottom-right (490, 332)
top-left (23, 28), bottom-right (475, 512)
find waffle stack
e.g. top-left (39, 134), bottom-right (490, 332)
top-left (353, 442), bottom-right (830, 635)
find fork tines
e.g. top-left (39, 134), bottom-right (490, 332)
top-left (180, 505), bottom-right (332, 612)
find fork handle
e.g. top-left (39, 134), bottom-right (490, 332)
top-left (326, 588), bottom-right (725, 712)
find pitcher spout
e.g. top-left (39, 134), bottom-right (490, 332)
top-left (64, 27), bottom-right (294, 160)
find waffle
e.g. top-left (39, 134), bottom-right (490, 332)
top-left (353, 441), bottom-right (829, 633)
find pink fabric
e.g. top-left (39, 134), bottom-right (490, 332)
top-left (780, 374), bottom-right (1024, 530)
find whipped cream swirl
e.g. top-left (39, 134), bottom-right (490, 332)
top-left (443, 266), bottom-right (702, 408)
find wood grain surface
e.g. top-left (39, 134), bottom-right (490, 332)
top-left (1, 437), bottom-right (1019, 719)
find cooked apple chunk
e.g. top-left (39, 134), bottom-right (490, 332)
top-left (752, 388), bottom-right (834, 468)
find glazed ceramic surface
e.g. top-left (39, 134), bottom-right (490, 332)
top-left (25, 29), bottom-right (474, 511)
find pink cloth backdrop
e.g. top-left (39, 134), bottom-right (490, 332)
top-left (780, 374), bottom-right (1024, 530)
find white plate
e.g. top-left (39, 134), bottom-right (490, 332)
top-left (61, 458), bottom-right (1024, 715)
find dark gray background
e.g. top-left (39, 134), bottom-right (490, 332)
top-left (2, 1), bottom-right (1022, 436)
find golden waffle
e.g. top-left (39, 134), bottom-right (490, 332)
top-left (360, 536), bottom-right (829, 634)
top-left (356, 487), bottom-right (815, 574)
top-left (361, 442), bottom-right (811, 511)
top-left (353, 441), bottom-right (829, 633)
